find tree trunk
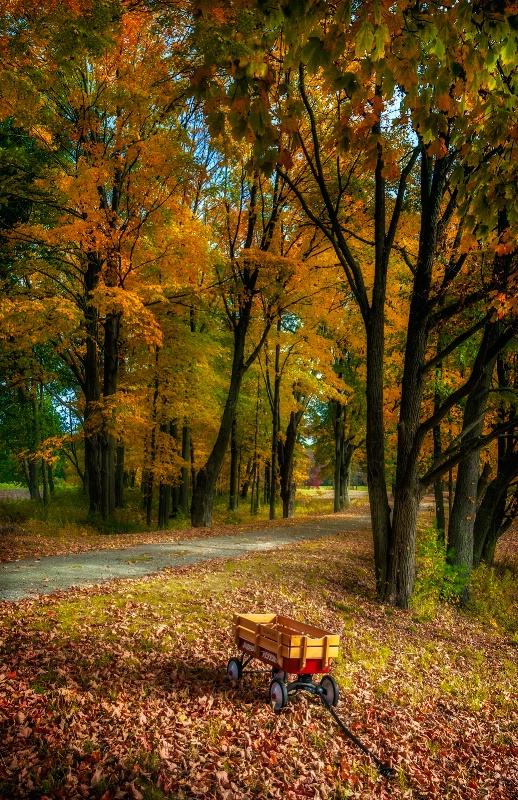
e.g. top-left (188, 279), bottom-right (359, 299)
top-left (158, 482), bottom-right (171, 529)
top-left (333, 402), bottom-right (343, 513)
top-left (228, 417), bottom-right (238, 511)
top-left (83, 255), bottom-right (102, 515)
top-left (386, 150), bottom-right (446, 608)
top-left (190, 345), bottom-right (246, 526)
top-left (100, 311), bottom-right (121, 520)
top-left (264, 462), bottom-right (270, 505)
top-left (47, 462), bottom-right (55, 494)
top-left (341, 440), bottom-right (354, 508)
top-left (278, 394), bottom-right (305, 519)
top-left (115, 443), bottom-right (125, 508)
top-left (180, 425), bottom-right (190, 516)
top-left (41, 458), bottom-right (50, 507)
top-left (269, 333), bottom-right (281, 519)
top-left (447, 326), bottom-right (501, 577)
top-left (28, 459), bottom-right (40, 501)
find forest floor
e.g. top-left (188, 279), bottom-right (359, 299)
top-left (0, 516), bottom-right (517, 799)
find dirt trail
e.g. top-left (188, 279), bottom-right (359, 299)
top-left (0, 512), bottom-right (373, 602)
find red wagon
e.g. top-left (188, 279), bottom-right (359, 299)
top-left (227, 612), bottom-right (341, 711)
top-left (225, 612), bottom-right (395, 776)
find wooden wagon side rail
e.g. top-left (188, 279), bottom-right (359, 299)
top-left (233, 613), bottom-right (340, 672)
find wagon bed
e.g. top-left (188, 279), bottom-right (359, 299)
top-left (233, 612), bottom-right (340, 675)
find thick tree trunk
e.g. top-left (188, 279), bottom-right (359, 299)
top-left (433, 421), bottom-right (445, 538)
top-left (264, 462), bottom-right (270, 505)
top-left (366, 318), bottom-right (392, 599)
top-left (386, 150), bottom-right (445, 608)
top-left (473, 449), bottom-right (518, 567)
top-left (28, 459), bottom-right (40, 501)
top-left (83, 255), bottom-right (102, 515)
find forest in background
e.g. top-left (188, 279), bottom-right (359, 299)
top-left (0, 0), bottom-right (517, 607)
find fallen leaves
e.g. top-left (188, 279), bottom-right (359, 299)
top-left (0, 528), bottom-right (516, 799)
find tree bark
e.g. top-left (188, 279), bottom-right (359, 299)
top-left (269, 331), bottom-right (281, 519)
top-left (115, 443), bottom-right (125, 509)
top-left (158, 482), bottom-right (171, 529)
top-left (278, 392), bottom-right (306, 519)
top-left (447, 323), bottom-right (501, 576)
top-left (386, 148), bottom-right (446, 607)
top-left (333, 402), bottom-right (343, 513)
top-left (180, 424), bottom-right (190, 516)
top-left (228, 417), bottom-right (238, 511)
top-left (101, 311), bottom-right (121, 520)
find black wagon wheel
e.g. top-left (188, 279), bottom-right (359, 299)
top-left (226, 657), bottom-right (243, 681)
top-left (272, 667), bottom-right (288, 683)
top-left (269, 678), bottom-right (288, 712)
top-left (320, 674), bottom-right (339, 706)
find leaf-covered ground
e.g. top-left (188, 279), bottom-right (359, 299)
top-left (1, 527), bottom-right (517, 800)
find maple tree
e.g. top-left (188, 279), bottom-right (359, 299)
top-left (0, 0), bottom-right (516, 609)
top-left (190, 0), bottom-right (518, 606)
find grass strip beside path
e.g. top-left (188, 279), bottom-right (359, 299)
top-left (1, 528), bottom-right (517, 800)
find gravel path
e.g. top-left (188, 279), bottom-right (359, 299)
top-left (0, 513), bottom-right (372, 602)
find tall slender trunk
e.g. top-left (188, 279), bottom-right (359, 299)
top-left (269, 328), bottom-right (281, 519)
top-left (190, 311), bottom-right (252, 527)
top-left (47, 463), bottom-right (55, 494)
top-left (433, 428), bottom-right (446, 540)
top-left (228, 417), bottom-right (238, 511)
top-left (180, 425), bottom-right (190, 516)
top-left (145, 349), bottom-right (160, 527)
top-left (101, 311), bottom-right (121, 520)
top-left (333, 402), bottom-right (343, 513)
top-left (41, 458), bottom-right (50, 507)
top-left (83, 255), bottom-right (102, 515)
top-left (341, 440), bottom-right (354, 508)
top-left (115, 443), bottom-right (125, 509)
top-left (158, 482), bottom-right (171, 529)
top-left (386, 150), bottom-right (446, 608)
top-left (447, 323), bottom-right (501, 576)
top-left (278, 393), bottom-right (305, 519)
top-left (28, 388), bottom-right (41, 502)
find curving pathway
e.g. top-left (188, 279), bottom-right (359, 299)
top-left (0, 513), bottom-right (372, 602)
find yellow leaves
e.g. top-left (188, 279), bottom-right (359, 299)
top-left (89, 286), bottom-right (163, 348)
top-left (426, 139), bottom-right (448, 159)
top-left (31, 125), bottom-right (55, 147)
top-left (459, 232), bottom-right (479, 254)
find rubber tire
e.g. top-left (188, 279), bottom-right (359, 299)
top-left (272, 668), bottom-right (288, 682)
top-left (320, 674), bottom-right (339, 706)
top-left (269, 678), bottom-right (288, 712)
top-left (226, 657), bottom-right (243, 681)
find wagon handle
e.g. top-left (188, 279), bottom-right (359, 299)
top-left (324, 700), bottom-right (395, 777)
